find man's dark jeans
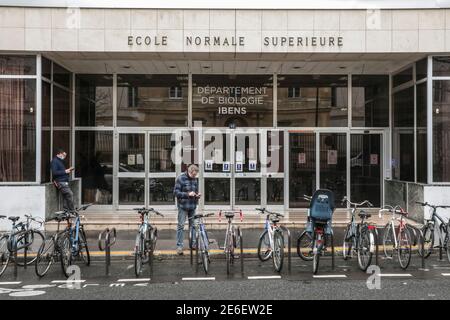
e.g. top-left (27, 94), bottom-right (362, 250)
top-left (59, 182), bottom-right (75, 212)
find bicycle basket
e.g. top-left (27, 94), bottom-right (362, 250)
top-left (309, 189), bottom-right (335, 222)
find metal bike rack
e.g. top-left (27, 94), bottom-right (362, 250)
top-left (331, 233), bottom-right (335, 271)
top-left (7, 229), bottom-right (31, 279)
top-left (374, 227), bottom-right (380, 267)
top-left (280, 226), bottom-right (291, 273)
top-left (98, 228), bottom-right (117, 276)
top-left (407, 225), bottom-right (426, 270)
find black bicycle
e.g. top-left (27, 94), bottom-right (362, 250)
top-left (35, 212), bottom-right (69, 277)
top-left (0, 214), bottom-right (45, 277)
top-left (133, 207), bottom-right (164, 277)
top-left (342, 197), bottom-right (376, 271)
top-left (416, 202), bottom-right (450, 261)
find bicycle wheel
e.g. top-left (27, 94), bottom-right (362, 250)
top-left (134, 233), bottom-right (144, 277)
top-left (226, 231), bottom-right (233, 275)
top-left (382, 223), bottom-right (395, 259)
top-left (78, 227), bottom-right (90, 266)
top-left (148, 228), bottom-right (157, 273)
top-left (342, 224), bottom-right (353, 260)
top-left (357, 228), bottom-right (373, 271)
top-left (59, 232), bottom-right (73, 278)
top-left (272, 230), bottom-right (284, 272)
top-left (312, 237), bottom-right (320, 275)
top-left (257, 230), bottom-right (271, 262)
top-left (398, 227), bottom-right (412, 269)
top-left (200, 233), bottom-right (209, 274)
top-left (16, 230), bottom-right (45, 266)
top-left (297, 231), bottom-right (314, 261)
top-left (35, 236), bottom-right (56, 277)
top-left (420, 224), bottom-right (434, 258)
top-left (0, 235), bottom-right (10, 277)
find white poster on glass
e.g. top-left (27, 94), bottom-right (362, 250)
top-left (222, 161), bottom-right (230, 172)
top-left (136, 154), bottom-right (144, 165)
top-left (128, 154), bottom-right (136, 166)
top-left (327, 150), bottom-right (338, 165)
top-left (236, 162), bottom-right (243, 172)
top-left (249, 160), bottom-right (257, 171)
top-left (205, 160), bottom-right (213, 171)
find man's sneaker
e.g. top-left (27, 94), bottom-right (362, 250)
top-left (177, 247), bottom-right (184, 255)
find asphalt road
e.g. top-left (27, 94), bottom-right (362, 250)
top-left (1, 252), bottom-right (450, 300)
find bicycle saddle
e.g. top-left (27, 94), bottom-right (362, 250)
top-left (358, 211), bottom-right (371, 219)
top-left (0, 215), bottom-right (6, 219)
top-left (224, 212), bottom-right (235, 218)
top-left (8, 216), bottom-right (20, 222)
top-left (270, 216), bottom-right (280, 223)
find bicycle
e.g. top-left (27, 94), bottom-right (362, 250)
top-left (416, 202), bottom-right (450, 261)
top-left (219, 210), bottom-right (244, 275)
top-left (35, 212), bottom-right (69, 277)
top-left (296, 190), bottom-right (335, 274)
top-left (189, 212), bottom-right (214, 274)
top-left (342, 197), bottom-right (376, 271)
top-left (256, 208), bottom-right (285, 272)
top-left (378, 205), bottom-right (412, 269)
top-left (0, 214), bottom-right (45, 277)
top-left (133, 207), bottom-right (164, 277)
top-left (59, 204), bottom-right (92, 278)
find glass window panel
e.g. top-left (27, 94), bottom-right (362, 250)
top-left (75, 74), bottom-right (113, 127)
top-left (267, 131), bottom-right (284, 173)
top-left (193, 75), bottom-right (273, 127)
top-left (416, 58), bottom-right (428, 81)
top-left (393, 67), bottom-right (413, 88)
top-left (267, 178), bottom-right (284, 205)
top-left (235, 178), bottom-right (260, 205)
top-left (53, 63), bottom-right (71, 88)
top-left (42, 57), bottom-right (51, 80)
top-left (433, 80), bottom-right (450, 182)
top-left (119, 178), bottom-right (145, 205)
top-left (433, 56), bottom-right (450, 77)
top-left (53, 130), bottom-right (71, 166)
top-left (53, 86), bottom-right (71, 127)
top-left (278, 75), bottom-right (348, 127)
top-left (289, 133), bottom-right (316, 208)
top-left (0, 55), bottom-right (36, 75)
top-left (351, 75), bottom-right (389, 127)
top-left (119, 133), bottom-right (145, 172)
top-left (75, 131), bottom-right (113, 205)
top-left (181, 130), bottom-right (200, 172)
top-left (417, 82), bottom-right (427, 183)
top-left (149, 133), bottom-right (175, 172)
top-left (41, 130), bottom-right (51, 183)
top-left (117, 74), bottom-right (188, 127)
top-left (203, 133), bottom-right (231, 173)
top-left (235, 133), bottom-right (260, 172)
top-left (204, 178), bottom-right (230, 205)
top-left (392, 87), bottom-right (414, 181)
top-left (149, 178), bottom-right (175, 205)
top-left (320, 133), bottom-right (347, 208)
top-left (42, 81), bottom-right (51, 128)
top-left (0, 79), bottom-right (36, 182)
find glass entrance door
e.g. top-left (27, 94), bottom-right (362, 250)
top-left (289, 132), bottom-right (316, 208)
top-left (350, 133), bottom-right (382, 207)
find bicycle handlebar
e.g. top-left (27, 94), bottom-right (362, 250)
top-left (341, 197), bottom-right (373, 208)
top-left (133, 207), bottom-right (165, 217)
top-left (255, 207), bottom-right (284, 217)
top-left (415, 201), bottom-right (450, 209)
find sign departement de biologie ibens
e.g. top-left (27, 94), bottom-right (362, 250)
top-left (127, 34), bottom-right (344, 48)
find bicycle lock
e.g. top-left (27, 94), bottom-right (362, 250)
top-left (98, 228), bottom-right (117, 276)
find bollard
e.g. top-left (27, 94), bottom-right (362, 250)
top-left (280, 226), bottom-right (291, 273)
top-left (98, 228), bottom-right (116, 276)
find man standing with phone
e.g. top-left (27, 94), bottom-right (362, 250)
top-left (173, 164), bottom-right (201, 255)
top-left (51, 148), bottom-right (75, 212)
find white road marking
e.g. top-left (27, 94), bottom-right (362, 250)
top-left (0, 281), bottom-right (21, 285)
top-left (247, 276), bottom-right (282, 280)
top-left (22, 284), bottom-right (56, 289)
top-left (441, 273), bottom-right (450, 276)
top-left (182, 277), bottom-right (216, 281)
top-left (51, 280), bottom-right (86, 283)
top-left (9, 290), bottom-right (46, 297)
top-left (313, 275), bottom-right (347, 279)
top-left (379, 273), bottom-right (413, 277)
top-left (118, 278), bottom-right (151, 282)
